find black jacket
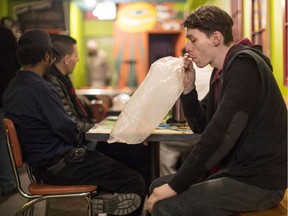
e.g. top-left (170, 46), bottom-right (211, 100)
top-left (46, 65), bottom-right (94, 133)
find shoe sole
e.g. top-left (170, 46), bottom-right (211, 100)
top-left (92, 193), bottom-right (141, 215)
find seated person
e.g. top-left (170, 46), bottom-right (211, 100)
top-left (45, 34), bottom-right (151, 193)
top-left (147, 5), bottom-right (287, 215)
top-left (3, 29), bottom-right (145, 216)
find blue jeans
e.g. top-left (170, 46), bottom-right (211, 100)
top-left (0, 108), bottom-right (16, 196)
top-left (150, 174), bottom-right (285, 216)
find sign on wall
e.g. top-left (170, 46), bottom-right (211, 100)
top-left (14, 1), bottom-right (69, 34)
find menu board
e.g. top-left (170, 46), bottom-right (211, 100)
top-left (14, 1), bottom-right (69, 34)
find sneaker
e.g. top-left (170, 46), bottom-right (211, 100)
top-left (92, 193), bottom-right (141, 215)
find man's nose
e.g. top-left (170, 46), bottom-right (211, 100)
top-left (185, 42), bottom-right (193, 53)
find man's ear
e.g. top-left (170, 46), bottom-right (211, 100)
top-left (64, 55), bottom-right (70, 65)
top-left (211, 31), bottom-right (222, 46)
top-left (44, 53), bottom-right (50, 62)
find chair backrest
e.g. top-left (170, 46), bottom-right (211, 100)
top-left (2, 118), bottom-right (24, 168)
top-left (2, 118), bottom-right (30, 198)
top-left (89, 99), bottom-right (108, 122)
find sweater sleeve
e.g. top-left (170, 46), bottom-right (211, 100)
top-left (169, 57), bottom-right (261, 193)
top-left (181, 89), bottom-right (209, 133)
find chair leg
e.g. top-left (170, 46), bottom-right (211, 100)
top-left (84, 196), bottom-right (93, 216)
top-left (17, 200), bottom-right (34, 216)
top-left (44, 199), bottom-right (50, 216)
top-left (28, 204), bottom-right (34, 216)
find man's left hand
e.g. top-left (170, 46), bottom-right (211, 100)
top-left (147, 183), bottom-right (177, 213)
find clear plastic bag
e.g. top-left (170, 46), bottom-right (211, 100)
top-left (108, 56), bottom-right (184, 144)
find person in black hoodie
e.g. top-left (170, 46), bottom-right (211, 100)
top-left (147, 5), bottom-right (287, 216)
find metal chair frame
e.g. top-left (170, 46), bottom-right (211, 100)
top-left (2, 118), bottom-right (97, 216)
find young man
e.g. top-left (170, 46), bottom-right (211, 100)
top-left (45, 35), bottom-right (150, 195)
top-left (148, 5), bottom-right (287, 216)
top-left (3, 29), bottom-right (145, 216)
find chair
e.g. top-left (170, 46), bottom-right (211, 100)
top-left (89, 99), bottom-right (109, 122)
top-left (2, 118), bottom-right (98, 216)
top-left (237, 189), bottom-right (287, 216)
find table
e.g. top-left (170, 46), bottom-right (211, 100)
top-left (76, 88), bottom-right (133, 97)
top-left (76, 88), bottom-right (134, 118)
top-left (85, 116), bottom-right (201, 181)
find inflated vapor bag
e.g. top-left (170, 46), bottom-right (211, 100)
top-left (108, 56), bottom-right (184, 144)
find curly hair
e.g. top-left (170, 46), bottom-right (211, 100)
top-left (183, 5), bottom-right (234, 45)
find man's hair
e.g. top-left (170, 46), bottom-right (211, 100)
top-left (183, 5), bottom-right (234, 45)
top-left (17, 47), bottom-right (52, 66)
top-left (51, 35), bottom-right (77, 63)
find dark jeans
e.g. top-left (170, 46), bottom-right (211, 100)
top-left (96, 141), bottom-right (151, 193)
top-left (35, 149), bottom-right (146, 215)
top-left (150, 174), bottom-right (285, 216)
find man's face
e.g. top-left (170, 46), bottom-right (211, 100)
top-left (66, 45), bottom-right (79, 75)
top-left (185, 28), bottom-right (216, 68)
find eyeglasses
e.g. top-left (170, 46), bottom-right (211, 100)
top-left (51, 54), bottom-right (57, 64)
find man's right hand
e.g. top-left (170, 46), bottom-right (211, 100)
top-left (183, 53), bottom-right (196, 94)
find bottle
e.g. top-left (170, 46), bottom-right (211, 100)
top-left (172, 99), bottom-right (186, 123)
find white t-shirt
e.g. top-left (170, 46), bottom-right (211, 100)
top-left (194, 64), bottom-right (212, 100)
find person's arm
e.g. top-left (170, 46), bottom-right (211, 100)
top-left (47, 74), bottom-right (93, 133)
top-left (181, 89), bottom-right (208, 133)
top-left (181, 53), bottom-right (209, 133)
top-left (39, 83), bottom-right (83, 146)
top-left (9, 29), bottom-right (21, 70)
top-left (147, 184), bottom-right (177, 213)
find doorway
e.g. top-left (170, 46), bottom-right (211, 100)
top-left (148, 33), bottom-right (179, 66)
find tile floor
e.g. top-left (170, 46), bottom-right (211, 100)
top-left (0, 167), bottom-right (147, 216)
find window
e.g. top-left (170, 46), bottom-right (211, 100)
top-left (231, 0), bottom-right (243, 42)
top-left (251, 0), bottom-right (267, 53)
top-left (284, 0), bottom-right (288, 86)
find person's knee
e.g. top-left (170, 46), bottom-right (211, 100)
top-left (153, 201), bottom-right (173, 216)
top-left (135, 172), bottom-right (146, 197)
top-left (149, 174), bottom-right (175, 194)
top-left (152, 200), bottom-right (182, 216)
top-left (149, 178), bottom-right (159, 194)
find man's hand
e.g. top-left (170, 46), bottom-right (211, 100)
top-left (147, 183), bottom-right (177, 213)
top-left (183, 53), bottom-right (196, 94)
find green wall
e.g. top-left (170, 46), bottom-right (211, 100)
top-left (242, 0), bottom-right (287, 100)
top-left (184, 0), bottom-right (230, 12)
top-left (0, 0), bottom-right (8, 17)
top-left (83, 20), bottom-right (115, 86)
top-left (69, 2), bottom-right (87, 88)
top-left (84, 20), bottom-right (114, 37)
top-left (269, 0), bottom-right (287, 99)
